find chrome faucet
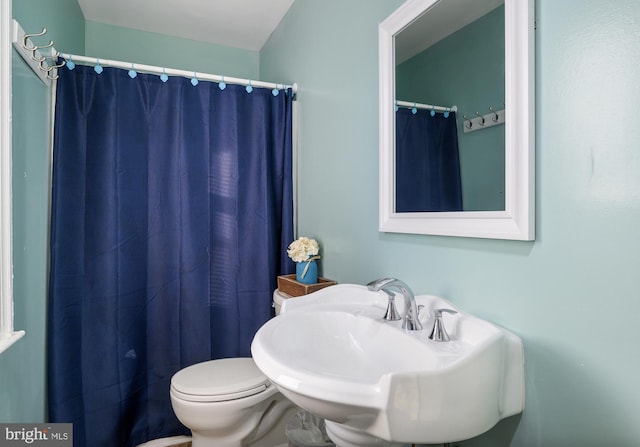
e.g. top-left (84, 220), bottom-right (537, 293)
top-left (367, 278), bottom-right (423, 331)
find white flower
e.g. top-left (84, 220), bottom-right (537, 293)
top-left (287, 237), bottom-right (320, 263)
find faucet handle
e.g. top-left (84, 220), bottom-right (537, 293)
top-left (429, 308), bottom-right (458, 342)
top-left (382, 292), bottom-right (401, 321)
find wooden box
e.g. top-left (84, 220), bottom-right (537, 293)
top-left (277, 274), bottom-right (337, 297)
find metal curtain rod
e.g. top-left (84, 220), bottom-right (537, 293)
top-left (396, 100), bottom-right (457, 113)
top-left (11, 19), bottom-right (297, 95)
top-left (60, 52), bottom-right (298, 96)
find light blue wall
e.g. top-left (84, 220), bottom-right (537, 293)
top-left (396, 6), bottom-right (505, 211)
top-left (12, 0), bottom-right (85, 55)
top-left (1, 0), bottom-right (84, 423)
top-left (85, 21), bottom-right (259, 80)
top-left (260, 0), bottom-right (404, 282)
top-left (261, 0), bottom-right (640, 445)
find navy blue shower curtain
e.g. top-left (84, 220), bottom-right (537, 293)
top-left (395, 108), bottom-right (462, 212)
top-left (48, 65), bottom-right (294, 446)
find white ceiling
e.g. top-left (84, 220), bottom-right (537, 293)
top-left (77, 0), bottom-right (296, 52)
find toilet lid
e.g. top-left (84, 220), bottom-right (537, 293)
top-left (171, 357), bottom-right (270, 402)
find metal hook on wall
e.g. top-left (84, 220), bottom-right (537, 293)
top-left (32, 40), bottom-right (54, 54)
top-left (21, 27), bottom-right (47, 51)
top-left (463, 114), bottom-right (473, 130)
top-left (463, 105), bottom-right (505, 134)
top-left (12, 20), bottom-right (63, 85)
top-left (47, 58), bottom-right (66, 70)
top-left (31, 52), bottom-right (46, 63)
top-left (45, 59), bottom-right (65, 80)
top-left (31, 41), bottom-right (55, 63)
top-left (489, 106), bottom-right (500, 122)
top-left (21, 27), bottom-right (56, 66)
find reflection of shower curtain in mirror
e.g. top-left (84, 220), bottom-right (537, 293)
top-left (395, 108), bottom-right (462, 212)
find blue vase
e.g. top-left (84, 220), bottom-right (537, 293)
top-left (296, 260), bottom-right (318, 284)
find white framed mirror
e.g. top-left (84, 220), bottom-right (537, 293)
top-left (378, 0), bottom-right (535, 240)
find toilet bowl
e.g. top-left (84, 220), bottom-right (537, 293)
top-left (170, 357), bottom-right (295, 447)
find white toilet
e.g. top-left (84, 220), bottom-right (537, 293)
top-left (170, 291), bottom-right (295, 446)
top-left (170, 356), bottom-right (296, 447)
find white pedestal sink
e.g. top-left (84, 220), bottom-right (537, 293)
top-left (251, 284), bottom-right (524, 447)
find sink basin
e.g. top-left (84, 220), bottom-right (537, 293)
top-left (251, 284), bottom-right (524, 445)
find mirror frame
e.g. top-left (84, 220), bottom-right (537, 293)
top-left (379, 0), bottom-right (535, 240)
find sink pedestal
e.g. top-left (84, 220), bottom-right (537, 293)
top-left (325, 421), bottom-right (402, 447)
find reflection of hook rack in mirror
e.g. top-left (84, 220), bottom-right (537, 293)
top-left (489, 106), bottom-right (500, 122)
top-left (463, 115), bottom-right (473, 130)
top-left (463, 107), bottom-right (505, 133)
